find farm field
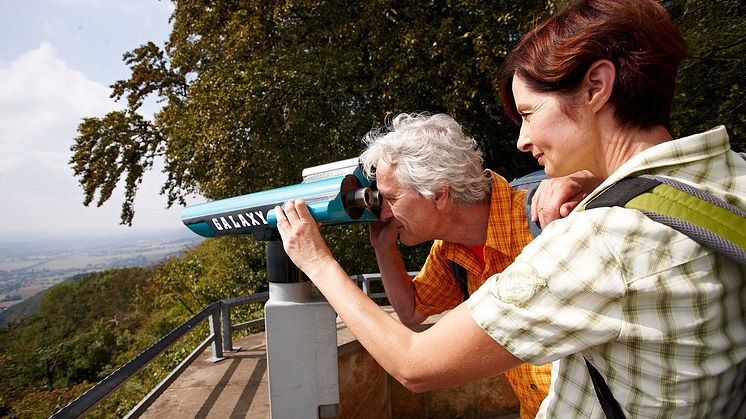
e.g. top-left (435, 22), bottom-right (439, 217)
top-left (0, 229), bottom-right (203, 308)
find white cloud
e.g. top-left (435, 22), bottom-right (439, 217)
top-left (0, 42), bottom-right (117, 174)
top-left (0, 42), bottom-right (185, 235)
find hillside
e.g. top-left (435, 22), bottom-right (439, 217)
top-left (0, 229), bottom-right (203, 325)
top-left (0, 275), bottom-right (86, 326)
top-left (0, 235), bottom-right (269, 418)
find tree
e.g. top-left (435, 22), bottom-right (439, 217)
top-left (69, 0), bottom-right (744, 273)
top-left (0, 268), bottom-right (156, 417)
top-left (669, 0), bottom-right (745, 150)
top-left (70, 0), bottom-right (551, 227)
top-left (153, 236), bottom-right (268, 312)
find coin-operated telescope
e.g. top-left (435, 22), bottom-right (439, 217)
top-left (182, 157), bottom-right (383, 417)
top-left (181, 157), bottom-right (382, 418)
top-left (181, 157), bottom-right (381, 240)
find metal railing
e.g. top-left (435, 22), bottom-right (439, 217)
top-left (50, 273), bottom-right (398, 418)
top-left (220, 294), bottom-right (270, 352)
top-left (351, 272), bottom-right (417, 300)
top-left (50, 292), bottom-right (269, 419)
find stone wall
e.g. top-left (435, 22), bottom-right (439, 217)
top-left (336, 336), bottom-right (520, 418)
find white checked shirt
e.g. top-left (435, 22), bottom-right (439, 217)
top-left (469, 126), bottom-right (746, 418)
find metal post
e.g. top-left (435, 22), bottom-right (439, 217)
top-left (208, 307), bottom-right (225, 363)
top-left (264, 240), bottom-right (340, 418)
top-left (221, 303), bottom-right (240, 352)
top-left (362, 275), bottom-right (370, 296)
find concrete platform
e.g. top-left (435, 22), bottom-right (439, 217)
top-left (140, 331), bottom-right (269, 418)
top-left (141, 309), bottom-right (520, 418)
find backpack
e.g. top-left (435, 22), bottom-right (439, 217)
top-left (578, 173), bottom-right (746, 418)
top-left (513, 169), bottom-right (746, 418)
top-left (508, 169), bottom-right (547, 238)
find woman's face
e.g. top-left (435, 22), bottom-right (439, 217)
top-left (512, 74), bottom-right (597, 177)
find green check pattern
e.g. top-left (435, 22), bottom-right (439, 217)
top-left (469, 126), bottom-right (746, 418)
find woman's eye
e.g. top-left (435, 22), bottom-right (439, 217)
top-left (521, 112), bottom-right (532, 122)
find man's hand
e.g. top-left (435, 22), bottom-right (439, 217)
top-left (274, 199), bottom-right (335, 277)
top-left (369, 218), bottom-right (426, 326)
top-left (531, 170), bottom-right (603, 228)
top-left (369, 220), bottom-right (398, 249)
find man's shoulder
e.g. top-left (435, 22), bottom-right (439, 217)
top-left (507, 169), bottom-right (547, 190)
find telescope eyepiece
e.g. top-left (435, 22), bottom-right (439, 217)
top-left (368, 189), bottom-right (382, 209)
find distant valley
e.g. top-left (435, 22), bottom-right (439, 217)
top-left (0, 229), bottom-right (203, 320)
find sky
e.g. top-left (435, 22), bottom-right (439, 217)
top-left (0, 0), bottom-right (190, 240)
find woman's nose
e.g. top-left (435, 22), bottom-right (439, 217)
top-left (516, 125), bottom-right (532, 152)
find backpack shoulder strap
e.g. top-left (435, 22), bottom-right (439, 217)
top-left (584, 357), bottom-right (627, 419)
top-left (584, 174), bottom-right (746, 264)
top-left (509, 170), bottom-right (547, 238)
top-left (449, 260), bottom-right (470, 301)
top-left (580, 175), bottom-right (746, 417)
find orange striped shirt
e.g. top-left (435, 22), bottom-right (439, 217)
top-left (412, 169), bottom-right (551, 418)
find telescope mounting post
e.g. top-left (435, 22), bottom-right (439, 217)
top-left (264, 240), bottom-right (340, 418)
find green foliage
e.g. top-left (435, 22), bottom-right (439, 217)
top-left (71, 110), bottom-right (164, 224)
top-left (153, 237), bottom-right (268, 312)
top-left (0, 268), bottom-right (152, 417)
top-left (668, 0), bottom-right (746, 151)
top-left (0, 240), bottom-right (270, 418)
top-left (71, 0), bottom-right (551, 226)
top-left (68, 0), bottom-right (745, 228)
top-left (0, 289), bottom-right (43, 326)
top-left (8, 381), bottom-right (92, 419)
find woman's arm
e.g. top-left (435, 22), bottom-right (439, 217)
top-left (274, 199), bottom-right (522, 392)
top-left (530, 170), bottom-right (603, 227)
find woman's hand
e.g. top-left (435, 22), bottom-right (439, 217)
top-left (274, 199), bottom-right (335, 278)
top-left (531, 170), bottom-right (603, 227)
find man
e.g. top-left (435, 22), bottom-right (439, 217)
top-left (359, 112), bottom-right (553, 418)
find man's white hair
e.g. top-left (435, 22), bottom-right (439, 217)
top-left (360, 113), bottom-right (490, 205)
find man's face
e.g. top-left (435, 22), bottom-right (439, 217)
top-left (374, 159), bottom-right (440, 246)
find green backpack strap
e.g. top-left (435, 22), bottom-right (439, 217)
top-left (582, 175), bottom-right (746, 265)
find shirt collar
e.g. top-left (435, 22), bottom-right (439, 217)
top-left (485, 169), bottom-right (523, 257)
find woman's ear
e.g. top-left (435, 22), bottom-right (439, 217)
top-left (584, 59), bottom-right (616, 113)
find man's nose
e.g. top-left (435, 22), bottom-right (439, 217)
top-left (380, 199), bottom-right (393, 221)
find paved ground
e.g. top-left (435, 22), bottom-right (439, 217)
top-left (140, 313), bottom-right (363, 418)
top-left (140, 332), bottom-right (270, 419)
top-left (140, 310), bottom-right (520, 419)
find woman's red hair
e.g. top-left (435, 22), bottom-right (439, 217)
top-left (501, 0), bottom-right (686, 129)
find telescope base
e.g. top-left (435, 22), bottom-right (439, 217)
top-left (264, 282), bottom-right (340, 418)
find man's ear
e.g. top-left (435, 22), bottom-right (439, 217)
top-left (434, 186), bottom-right (450, 210)
top-left (584, 59), bottom-right (616, 113)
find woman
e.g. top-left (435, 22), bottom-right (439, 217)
top-left (275, 0), bottom-right (746, 417)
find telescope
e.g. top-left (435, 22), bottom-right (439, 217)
top-left (182, 158), bottom-right (381, 414)
top-left (181, 158), bottom-right (382, 241)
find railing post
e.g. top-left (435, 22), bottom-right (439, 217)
top-left (208, 305), bottom-right (225, 363)
top-left (221, 303), bottom-right (239, 352)
top-left (362, 275), bottom-right (371, 296)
